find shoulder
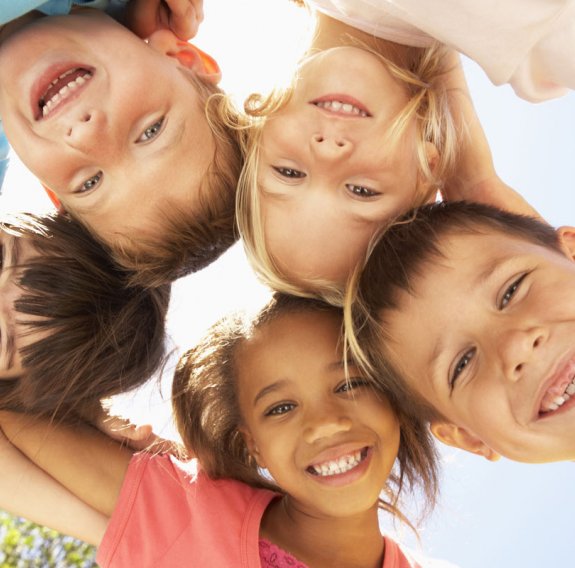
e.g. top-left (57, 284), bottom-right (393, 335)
top-left (382, 536), bottom-right (461, 568)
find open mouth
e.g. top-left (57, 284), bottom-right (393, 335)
top-left (539, 374), bottom-right (575, 416)
top-left (310, 95), bottom-right (371, 117)
top-left (36, 67), bottom-right (93, 119)
top-left (306, 447), bottom-right (369, 477)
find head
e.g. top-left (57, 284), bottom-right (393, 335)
top-left (236, 43), bottom-right (456, 303)
top-left (0, 11), bottom-right (243, 285)
top-left (173, 293), bottom-right (438, 522)
top-left (346, 201), bottom-right (575, 463)
top-left (0, 212), bottom-right (170, 421)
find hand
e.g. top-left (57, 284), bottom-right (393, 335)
top-left (125, 0), bottom-right (204, 41)
top-left (95, 409), bottom-right (179, 454)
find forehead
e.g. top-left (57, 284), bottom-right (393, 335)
top-left (236, 310), bottom-right (343, 380)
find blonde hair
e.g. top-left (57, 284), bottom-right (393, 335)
top-left (235, 43), bottom-right (457, 305)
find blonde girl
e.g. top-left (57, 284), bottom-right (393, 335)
top-left (232, 3), bottom-right (540, 305)
top-left (0, 295), bottom-right (444, 567)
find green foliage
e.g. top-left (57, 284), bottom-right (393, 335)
top-left (0, 511), bottom-right (97, 567)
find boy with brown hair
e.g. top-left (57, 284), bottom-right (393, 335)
top-left (0, 3), bottom-right (242, 286)
top-left (347, 201), bottom-right (575, 463)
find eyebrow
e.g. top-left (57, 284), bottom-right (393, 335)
top-left (428, 336), bottom-right (449, 395)
top-left (253, 378), bottom-right (290, 406)
top-left (473, 254), bottom-right (514, 288)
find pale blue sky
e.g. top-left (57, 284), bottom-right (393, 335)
top-left (1, 2), bottom-right (574, 567)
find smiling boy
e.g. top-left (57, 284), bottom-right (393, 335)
top-left (347, 200), bottom-right (575, 463)
top-left (0, 6), bottom-right (242, 286)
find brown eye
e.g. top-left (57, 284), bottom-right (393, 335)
top-left (273, 166), bottom-right (306, 179)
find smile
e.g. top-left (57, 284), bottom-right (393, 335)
top-left (539, 374), bottom-right (575, 415)
top-left (307, 447), bottom-right (368, 477)
top-left (37, 67), bottom-right (93, 119)
top-left (311, 95), bottom-right (371, 117)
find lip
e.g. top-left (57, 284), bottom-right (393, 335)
top-left (30, 62), bottom-right (94, 121)
top-left (305, 445), bottom-right (372, 488)
top-left (533, 350), bottom-right (575, 419)
top-left (309, 94), bottom-right (372, 118)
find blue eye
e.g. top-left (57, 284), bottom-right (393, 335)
top-left (74, 171), bottom-right (102, 194)
top-left (137, 117), bottom-right (165, 143)
top-left (450, 348), bottom-right (476, 389)
top-left (499, 273), bottom-right (528, 309)
top-left (273, 166), bottom-right (306, 179)
top-left (346, 184), bottom-right (379, 198)
top-left (265, 402), bottom-right (296, 416)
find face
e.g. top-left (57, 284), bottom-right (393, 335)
top-left (0, 12), bottom-right (216, 245)
top-left (384, 228), bottom-right (575, 463)
top-left (258, 46), bottom-right (433, 284)
top-left (0, 230), bottom-right (41, 379)
top-left (237, 310), bottom-right (400, 520)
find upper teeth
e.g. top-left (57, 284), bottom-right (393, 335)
top-left (541, 375), bottom-right (575, 414)
top-left (41, 70), bottom-right (92, 117)
top-left (309, 449), bottom-right (363, 477)
top-left (314, 100), bottom-right (369, 117)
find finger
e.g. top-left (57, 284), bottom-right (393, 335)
top-left (163, 0), bottom-right (201, 39)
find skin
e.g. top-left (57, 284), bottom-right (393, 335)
top-left (0, 311), bottom-right (401, 566)
top-left (0, 11), bottom-right (218, 246)
top-left (237, 311), bottom-right (400, 567)
top-left (383, 226), bottom-right (575, 463)
top-left (259, 46), bottom-right (435, 284)
top-left (0, 230), bottom-right (39, 379)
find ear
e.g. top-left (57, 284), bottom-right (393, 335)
top-left (239, 427), bottom-right (266, 469)
top-left (147, 30), bottom-right (221, 84)
top-left (416, 141), bottom-right (440, 203)
top-left (557, 226), bottom-right (575, 261)
top-left (431, 421), bottom-right (501, 462)
top-left (424, 141), bottom-right (439, 175)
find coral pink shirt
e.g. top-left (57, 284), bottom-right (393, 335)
top-left (97, 453), bottom-right (423, 568)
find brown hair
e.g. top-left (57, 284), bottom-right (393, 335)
top-left (102, 75), bottom-right (244, 288)
top-left (1, 213), bottom-right (170, 423)
top-left (235, 41), bottom-right (457, 305)
top-left (345, 201), bottom-right (561, 419)
top-left (173, 293), bottom-right (439, 522)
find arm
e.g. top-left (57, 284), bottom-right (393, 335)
top-left (123, 0), bottom-right (204, 40)
top-left (0, 411), bottom-right (133, 518)
top-left (0, 428), bottom-right (107, 545)
top-left (439, 51), bottom-right (544, 221)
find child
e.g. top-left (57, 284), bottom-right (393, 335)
top-left (0, 294), bottom-right (444, 567)
top-left (0, 5), bottom-right (242, 287)
top-left (234, 3), bottom-right (540, 304)
top-left (345, 200), bottom-right (575, 464)
top-left (0, 211), bottom-right (170, 423)
top-left (309, 0), bottom-right (575, 103)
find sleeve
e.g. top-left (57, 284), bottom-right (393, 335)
top-left (0, 120), bottom-right (9, 195)
top-left (358, 0), bottom-right (574, 102)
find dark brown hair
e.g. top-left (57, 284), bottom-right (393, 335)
top-left (345, 201), bottom-right (561, 419)
top-left (173, 293), bottom-right (439, 522)
top-left (100, 76), bottom-right (244, 287)
top-left (2, 213), bottom-right (170, 423)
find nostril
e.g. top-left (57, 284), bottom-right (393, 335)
top-left (336, 140), bottom-right (345, 147)
top-left (313, 134), bottom-right (324, 143)
top-left (534, 336), bottom-right (541, 348)
top-left (515, 363), bottom-right (523, 373)
top-left (82, 112), bottom-right (91, 122)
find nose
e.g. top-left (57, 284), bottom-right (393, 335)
top-left (309, 130), bottom-right (353, 161)
top-left (64, 109), bottom-right (108, 154)
top-left (498, 325), bottom-right (546, 382)
top-left (302, 401), bottom-right (353, 444)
